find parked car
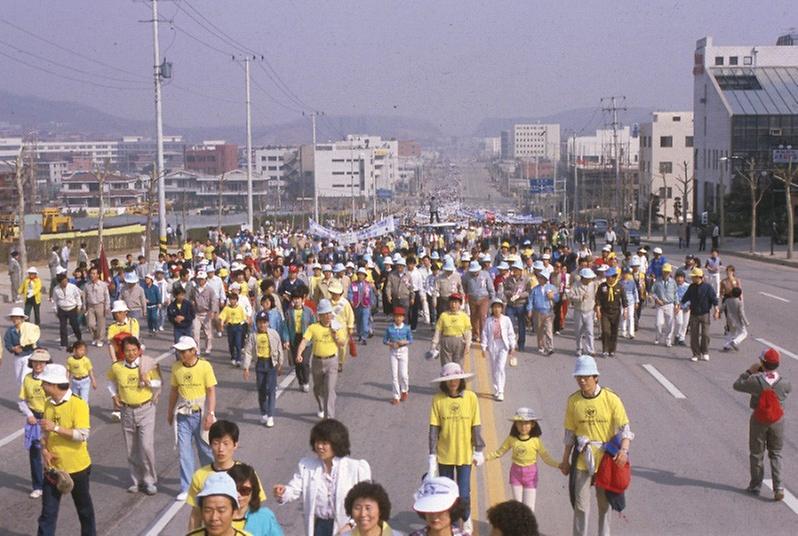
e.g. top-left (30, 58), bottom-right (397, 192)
top-left (628, 228), bottom-right (641, 245)
top-left (592, 218), bottom-right (609, 235)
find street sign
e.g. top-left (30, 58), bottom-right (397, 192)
top-left (773, 148), bottom-right (798, 164)
top-left (529, 177), bottom-right (555, 194)
top-left (376, 188), bottom-right (393, 200)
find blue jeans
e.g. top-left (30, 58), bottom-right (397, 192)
top-left (506, 304), bottom-right (527, 351)
top-left (71, 377), bottom-right (92, 405)
top-left (30, 412), bottom-right (43, 491)
top-left (146, 305), bottom-right (158, 332)
top-left (227, 324), bottom-right (245, 363)
top-left (314, 517), bottom-right (334, 536)
top-left (355, 306), bottom-right (370, 341)
top-left (38, 465), bottom-right (96, 536)
top-left (256, 358), bottom-right (277, 417)
top-left (173, 325), bottom-right (191, 343)
top-left (439, 463), bottom-right (472, 521)
top-left (176, 412), bottom-right (213, 493)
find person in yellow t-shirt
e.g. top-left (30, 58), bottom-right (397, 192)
top-left (328, 281), bottom-right (354, 372)
top-left (431, 293), bottom-right (471, 366)
top-left (168, 336), bottom-right (217, 500)
top-left (186, 420), bottom-right (267, 531)
top-left (487, 407), bottom-right (559, 512)
top-left (186, 471), bottom-right (251, 536)
top-left (66, 341), bottom-right (97, 405)
top-left (427, 362), bottom-right (484, 527)
top-left (219, 292), bottom-right (247, 366)
top-left (295, 299), bottom-right (346, 419)
top-left (37, 363), bottom-right (96, 535)
top-left (560, 355), bottom-right (632, 536)
top-left (19, 348), bottom-right (51, 498)
top-left (107, 335), bottom-right (162, 495)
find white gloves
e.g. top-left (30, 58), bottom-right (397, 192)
top-left (472, 451), bottom-right (485, 466)
top-left (427, 454), bottom-right (439, 478)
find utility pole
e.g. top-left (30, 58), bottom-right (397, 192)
top-left (602, 96), bottom-right (627, 222)
top-left (571, 133), bottom-right (579, 220)
top-left (304, 111), bottom-right (324, 222)
top-left (150, 0), bottom-right (167, 256)
top-left (244, 57), bottom-right (254, 231)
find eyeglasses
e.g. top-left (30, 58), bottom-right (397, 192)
top-left (237, 486), bottom-right (253, 496)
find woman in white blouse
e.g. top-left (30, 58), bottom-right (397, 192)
top-left (274, 419), bottom-right (372, 536)
top-left (481, 298), bottom-right (517, 401)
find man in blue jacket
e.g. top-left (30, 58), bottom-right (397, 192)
top-left (282, 291), bottom-right (315, 392)
top-left (680, 268), bottom-right (718, 362)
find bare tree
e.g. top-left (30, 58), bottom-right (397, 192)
top-left (144, 168), bottom-right (158, 261)
top-left (92, 158), bottom-right (113, 258)
top-left (12, 147), bottom-right (31, 272)
top-left (735, 158), bottom-right (770, 253)
top-left (673, 160), bottom-right (693, 225)
top-left (772, 158), bottom-right (798, 259)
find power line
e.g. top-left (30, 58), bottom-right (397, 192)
top-left (0, 46), bottom-right (150, 91)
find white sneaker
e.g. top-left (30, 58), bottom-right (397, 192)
top-left (111, 410), bottom-right (121, 422)
top-left (29, 489), bottom-right (42, 499)
top-left (463, 518), bottom-right (473, 533)
top-left (260, 414), bottom-right (269, 424)
top-left (96, 341), bottom-right (104, 348)
top-left (316, 410), bottom-right (325, 419)
top-left (159, 326), bottom-right (165, 332)
top-left (690, 356), bottom-right (699, 362)
top-left (176, 491), bottom-right (188, 501)
top-left (701, 354), bottom-right (710, 361)
top-left (495, 392), bottom-right (504, 401)
top-left (266, 416), bottom-right (274, 428)
top-left (230, 359), bottom-right (237, 366)
top-left (654, 340), bottom-right (659, 345)
top-left (302, 384), bottom-right (310, 393)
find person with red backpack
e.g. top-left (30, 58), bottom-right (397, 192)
top-left (733, 347), bottom-right (792, 501)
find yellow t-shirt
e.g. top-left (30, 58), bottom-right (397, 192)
top-left (219, 304), bottom-right (246, 325)
top-left (66, 356), bottom-right (93, 378)
top-left (183, 243), bottom-right (193, 260)
top-left (44, 394), bottom-right (91, 474)
top-left (107, 361), bottom-right (160, 405)
top-left (19, 373), bottom-right (46, 414)
top-left (255, 332), bottom-right (271, 359)
top-left (435, 311), bottom-right (472, 337)
top-left (187, 528), bottom-right (250, 536)
top-left (107, 318), bottom-right (140, 341)
top-left (564, 388), bottom-right (629, 472)
top-left (429, 391), bottom-right (481, 465)
top-left (292, 308), bottom-right (303, 331)
top-left (488, 436), bottom-right (559, 467)
top-left (303, 323), bottom-right (344, 357)
top-left (204, 245), bottom-right (214, 260)
top-left (331, 298), bottom-right (355, 331)
top-left (170, 359), bottom-right (217, 402)
top-left (186, 461), bottom-right (267, 507)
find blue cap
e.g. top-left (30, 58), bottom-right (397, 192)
top-left (333, 263), bottom-right (345, 273)
top-left (511, 260), bottom-right (524, 270)
top-left (579, 268), bottom-right (596, 279)
top-left (255, 311), bottom-right (270, 323)
top-left (605, 267), bottom-right (618, 277)
top-left (430, 251), bottom-right (440, 260)
top-left (468, 261), bottom-right (481, 272)
top-left (573, 355), bottom-right (600, 376)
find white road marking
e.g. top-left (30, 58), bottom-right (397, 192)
top-left (142, 500), bottom-right (185, 536)
top-left (759, 291), bottom-right (790, 303)
top-left (763, 480), bottom-right (798, 515)
top-left (756, 339), bottom-right (798, 361)
top-left (0, 427), bottom-right (24, 448)
top-left (642, 364), bottom-right (687, 399)
top-left (141, 359), bottom-right (297, 535)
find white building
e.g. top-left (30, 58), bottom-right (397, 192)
top-left (693, 34), bottom-right (798, 216)
top-left (253, 146), bottom-right (294, 193)
top-left (482, 137), bottom-right (501, 159)
top-left (60, 171), bottom-right (146, 209)
top-left (312, 135), bottom-right (399, 199)
top-left (566, 127), bottom-right (640, 166)
top-left (512, 123), bottom-right (560, 161)
top-left (639, 112), bottom-right (695, 222)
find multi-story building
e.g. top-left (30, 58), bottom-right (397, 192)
top-left (512, 123), bottom-right (560, 161)
top-left (60, 171), bottom-right (146, 210)
top-left (184, 141), bottom-right (239, 176)
top-left (253, 146), bottom-right (294, 201)
top-left (500, 130), bottom-right (512, 160)
top-left (118, 135), bottom-right (185, 174)
top-left (639, 112), bottom-right (694, 222)
top-left (693, 34), bottom-right (798, 217)
top-left (482, 137), bottom-right (501, 159)
top-left (312, 135), bottom-right (399, 199)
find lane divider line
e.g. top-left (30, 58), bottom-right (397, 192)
top-left (763, 480), bottom-right (798, 516)
top-left (464, 351), bottom-right (481, 536)
top-left (759, 292), bottom-right (790, 303)
top-left (756, 339), bottom-right (798, 361)
top-left (141, 356), bottom-right (297, 536)
top-left (472, 346), bottom-right (507, 511)
top-left (0, 428), bottom-right (24, 449)
top-left (641, 364), bottom-right (687, 399)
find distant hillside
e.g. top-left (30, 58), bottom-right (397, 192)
top-left (473, 106), bottom-right (659, 138)
top-left (0, 90), bottom-right (444, 144)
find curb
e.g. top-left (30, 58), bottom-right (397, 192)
top-left (723, 249), bottom-right (798, 270)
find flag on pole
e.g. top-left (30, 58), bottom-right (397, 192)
top-left (98, 244), bottom-right (111, 282)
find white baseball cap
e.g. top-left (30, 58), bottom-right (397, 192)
top-left (38, 363), bottom-right (69, 385)
top-left (173, 336), bottom-right (198, 351)
top-left (413, 476), bottom-right (460, 513)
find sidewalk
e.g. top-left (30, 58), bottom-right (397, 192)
top-left (641, 232), bottom-right (798, 269)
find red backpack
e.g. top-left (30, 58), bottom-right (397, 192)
top-left (753, 378), bottom-right (784, 425)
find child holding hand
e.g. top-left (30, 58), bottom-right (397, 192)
top-left (383, 306), bottom-right (412, 405)
top-left (487, 407), bottom-right (559, 512)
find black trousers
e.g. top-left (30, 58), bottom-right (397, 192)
top-left (600, 310), bottom-right (621, 353)
top-left (57, 307), bottom-right (82, 348)
top-left (410, 291), bottom-right (421, 330)
top-left (38, 465), bottom-right (96, 536)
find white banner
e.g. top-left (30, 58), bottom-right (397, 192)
top-left (308, 216), bottom-right (396, 243)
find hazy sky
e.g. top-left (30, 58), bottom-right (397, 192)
top-left (1, 1), bottom-right (795, 135)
